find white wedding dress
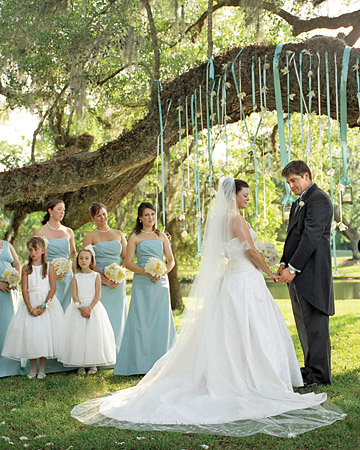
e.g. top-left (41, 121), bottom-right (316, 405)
top-left (71, 177), bottom-right (344, 437)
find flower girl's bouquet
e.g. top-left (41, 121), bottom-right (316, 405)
top-left (0, 267), bottom-right (21, 288)
top-left (255, 241), bottom-right (278, 267)
top-left (51, 257), bottom-right (72, 281)
top-left (144, 257), bottom-right (166, 282)
top-left (104, 263), bottom-right (126, 287)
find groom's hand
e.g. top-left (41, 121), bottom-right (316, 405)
top-left (278, 267), bottom-right (295, 284)
top-left (277, 264), bottom-right (285, 276)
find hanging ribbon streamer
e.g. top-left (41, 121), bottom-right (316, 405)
top-left (156, 80), bottom-right (166, 229)
top-left (339, 46), bottom-right (352, 186)
top-left (206, 58), bottom-right (215, 199)
top-left (317, 52), bottom-right (324, 184)
top-left (273, 44), bottom-right (294, 206)
top-left (286, 51), bottom-right (291, 162)
top-left (334, 53), bottom-right (340, 141)
top-left (299, 51), bottom-right (305, 159)
top-left (222, 66), bottom-right (229, 166)
top-left (191, 92), bottom-right (202, 256)
top-left (325, 51), bottom-right (338, 274)
top-left (178, 98), bottom-right (186, 236)
top-left (231, 48), bottom-right (262, 190)
top-left (306, 52), bottom-right (312, 163)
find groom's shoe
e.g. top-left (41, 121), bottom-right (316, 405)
top-left (302, 379), bottom-right (330, 389)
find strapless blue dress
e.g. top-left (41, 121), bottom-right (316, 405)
top-left (45, 238), bottom-right (74, 373)
top-left (94, 240), bottom-right (127, 354)
top-left (0, 241), bottom-right (21, 377)
top-left (47, 238), bottom-right (73, 311)
top-left (114, 240), bottom-right (176, 375)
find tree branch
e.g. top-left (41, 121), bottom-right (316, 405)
top-left (30, 84), bottom-right (69, 163)
top-left (142, 0), bottom-right (160, 85)
top-left (170, 1), bottom-right (360, 48)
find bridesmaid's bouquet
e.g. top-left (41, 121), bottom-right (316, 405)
top-left (51, 257), bottom-right (72, 281)
top-left (144, 257), bottom-right (166, 282)
top-left (104, 263), bottom-right (126, 286)
top-left (0, 267), bottom-right (20, 288)
top-left (255, 241), bottom-right (278, 267)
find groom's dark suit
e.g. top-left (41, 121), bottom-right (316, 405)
top-left (280, 183), bottom-right (334, 384)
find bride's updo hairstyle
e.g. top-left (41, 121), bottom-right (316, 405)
top-left (90, 202), bottom-right (107, 218)
top-left (134, 202), bottom-right (160, 236)
top-left (41, 199), bottom-right (65, 225)
top-left (234, 179), bottom-right (249, 193)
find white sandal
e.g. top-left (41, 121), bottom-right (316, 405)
top-left (87, 366), bottom-right (97, 375)
top-left (27, 372), bottom-right (37, 379)
top-left (37, 372), bottom-right (46, 379)
top-left (77, 367), bottom-right (86, 375)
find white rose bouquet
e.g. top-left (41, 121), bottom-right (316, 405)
top-left (255, 241), bottom-right (278, 267)
top-left (104, 263), bottom-right (126, 287)
top-left (0, 267), bottom-right (21, 288)
top-left (51, 257), bottom-right (72, 281)
top-left (144, 257), bottom-right (166, 282)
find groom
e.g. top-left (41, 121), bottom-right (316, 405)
top-left (278, 160), bottom-right (334, 387)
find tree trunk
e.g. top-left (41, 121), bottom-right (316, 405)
top-left (167, 219), bottom-right (184, 310)
top-left (1, 37), bottom-right (359, 229)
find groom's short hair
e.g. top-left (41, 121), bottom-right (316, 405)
top-left (281, 160), bottom-right (312, 180)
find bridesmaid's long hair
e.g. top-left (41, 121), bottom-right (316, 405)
top-left (90, 202), bottom-right (107, 218)
top-left (134, 202), bottom-right (160, 236)
top-left (41, 199), bottom-right (65, 225)
top-left (25, 237), bottom-right (48, 279)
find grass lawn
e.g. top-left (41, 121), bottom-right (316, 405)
top-left (0, 300), bottom-right (359, 450)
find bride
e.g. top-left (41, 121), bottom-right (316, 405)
top-left (71, 176), bottom-right (344, 437)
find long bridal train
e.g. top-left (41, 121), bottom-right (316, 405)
top-left (71, 177), bottom-right (345, 437)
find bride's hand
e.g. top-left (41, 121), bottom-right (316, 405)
top-left (268, 272), bottom-right (280, 283)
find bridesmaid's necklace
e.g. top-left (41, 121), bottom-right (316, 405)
top-left (47, 222), bottom-right (61, 231)
top-left (96, 227), bottom-right (110, 233)
top-left (141, 229), bottom-right (154, 234)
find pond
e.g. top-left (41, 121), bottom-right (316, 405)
top-left (177, 279), bottom-right (360, 300)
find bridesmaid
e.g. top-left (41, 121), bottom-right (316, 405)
top-left (82, 202), bottom-right (127, 353)
top-left (114, 202), bottom-right (176, 376)
top-left (0, 236), bottom-right (22, 377)
top-left (33, 199), bottom-right (77, 312)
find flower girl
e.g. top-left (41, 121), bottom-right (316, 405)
top-left (59, 246), bottom-right (116, 374)
top-left (2, 237), bottom-right (64, 379)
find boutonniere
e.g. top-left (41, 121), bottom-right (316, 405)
top-left (299, 200), bottom-right (305, 208)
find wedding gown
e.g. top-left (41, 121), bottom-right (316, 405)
top-left (72, 231), bottom-right (344, 437)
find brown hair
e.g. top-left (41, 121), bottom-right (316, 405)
top-left (90, 202), bottom-right (107, 218)
top-left (77, 249), bottom-right (96, 270)
top-left (281, 160), bottom-right (312, 180)
top-left (41, 199), bottom-right (65, 225)
top-left (234, 179), bottom-right (249, 193)
top-left (134, 202), bottom-right (160, 235)
top-left (25, 237), bottom-right (48, 279)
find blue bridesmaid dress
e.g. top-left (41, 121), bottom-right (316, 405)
top-left (0, 240), bottom-right (21, 377)
top-left (95, 240), bottom-right (127, 354)
top-left (45, 238), bottom-right (73, 373)
top-left (47, 238), bottom-right (73, 311)
top-left (114, 240), bottom-right (176, 375)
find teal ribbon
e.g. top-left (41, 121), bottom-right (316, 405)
top-left (273, 44), bottom-right (294, 205)
top-left (178, 99), bottom-right (185, 217)
top-left (286, 51), bottom-right (291, 162)
top-left (325, 51), bottom-right (337, 272)
top-left (191, 92), bottom-right (202, 256)
top-left (156, 80), bottom-right (166, 228)
top-left (206, 58), bottom-right (215, 196)
top-left (340, 46), bottom-right (352, 185)
top-left (231, 48), bottom-right (262, 180)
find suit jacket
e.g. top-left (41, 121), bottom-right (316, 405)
top-left (280, 183), bottom-right (335, 315)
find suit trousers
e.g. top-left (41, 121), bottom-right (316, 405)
top-left (288, 281), bottom-right (331, 384)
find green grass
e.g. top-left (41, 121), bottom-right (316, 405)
top-left (0, 300), bottom-right (359, 450)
